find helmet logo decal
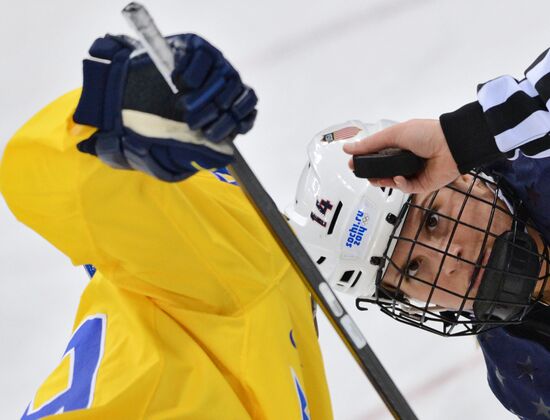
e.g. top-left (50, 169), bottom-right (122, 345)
top-left (316, 199), bottom-right (333, 215)
top-left (310, 199), bottom-right (334, 227)
top-left (346, 210), bottom-right (369, 249)
top-left (322, 126), bottom-right (361, 143)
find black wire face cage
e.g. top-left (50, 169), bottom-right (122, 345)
top-left (356, 171), bottom-right (550, 337)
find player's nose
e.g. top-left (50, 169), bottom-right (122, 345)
top-left (442, 244), bottom-right (463, 276)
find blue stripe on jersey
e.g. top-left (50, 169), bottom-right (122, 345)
top-left (211, 167), bottom-right (238, 185)
top-left (291, 368), bottom-right (310, 420)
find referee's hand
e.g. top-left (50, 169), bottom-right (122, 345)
top-left (343, 119), bottom-right (460, 194)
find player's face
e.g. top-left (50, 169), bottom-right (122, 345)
top-left (382, 175), bottom-right (513, 311)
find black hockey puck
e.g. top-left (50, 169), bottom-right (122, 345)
top-left (353, 148), bottom-right (425, 179)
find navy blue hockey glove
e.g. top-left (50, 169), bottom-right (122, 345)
top-left (73, 34), bottom-right (258, 182)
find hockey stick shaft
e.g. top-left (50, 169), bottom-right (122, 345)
top-left (122, 3), bottom-right (416, 418)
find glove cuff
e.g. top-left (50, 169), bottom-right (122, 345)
top-left (73, 36), bottom-right (132, 130)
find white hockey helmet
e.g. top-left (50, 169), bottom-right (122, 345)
top-left (286, 120), bottom-right (410, 297)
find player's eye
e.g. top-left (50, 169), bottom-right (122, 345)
top-left (406, 259), bottom-right (420, 277)
top-left (426, 212), bottom-right (439, 231)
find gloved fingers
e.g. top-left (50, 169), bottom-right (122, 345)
top-left (215, 76), bottom-right (243, 110)
top-left (179, 48), bottom-right (215, 89)
top-left (185, 103), bottom-right (220, 130)
top-left (198, 86), bottom-right (258, 141)
top-left (204, 113), bottom-right (238, 143)
top-left (129, 32), bottom-right (257, 146)
top-left (172, 34), bottom-right (222, 90)
top-left (178, 67), bottom-right (226, 112)
top-left (231, 87), bottom-right (258, 119)
top-left (236, 110), bottom-right (258, 135)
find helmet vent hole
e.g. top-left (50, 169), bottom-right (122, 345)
top-left (327, 201), bottom-right (343, 235)
top-left (380, 187), bottom-right (386, 192)
top-left (387, 188), bottom-right (393, 197)
top-left (316, 256), bottom-right (326, 265)
top-left (340, 270), bottom-right (355, 284)
top-left (351, 271), bottom-right (362, 288)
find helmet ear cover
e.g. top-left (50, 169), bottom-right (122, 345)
top-left (474, 230), bottom-right (540, 325)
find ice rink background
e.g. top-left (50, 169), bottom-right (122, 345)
top-left (2, 1), bottom-right (550, 418)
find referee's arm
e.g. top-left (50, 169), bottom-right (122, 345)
top-left (441, 48), bottom-right (550, 173)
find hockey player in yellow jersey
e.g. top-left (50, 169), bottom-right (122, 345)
top-left (0, 33), bottom-right (333, 419)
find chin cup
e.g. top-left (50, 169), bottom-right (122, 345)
top-left (473, 231), bottom-right (540, 324)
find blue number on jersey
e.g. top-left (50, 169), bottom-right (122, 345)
top-left (21, 314), bottom-right (106, 419)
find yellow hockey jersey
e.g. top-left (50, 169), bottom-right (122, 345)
top-left (0, 90), bottom-right (333, 419)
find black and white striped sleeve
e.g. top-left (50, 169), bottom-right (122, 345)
top-left (440, 48), bottom-right (550, 173)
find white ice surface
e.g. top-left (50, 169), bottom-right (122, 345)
top-left (2, 1), bottom-right (550, 418)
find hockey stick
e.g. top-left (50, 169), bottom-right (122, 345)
top-left (121, 3), bottom-right (416, 419)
